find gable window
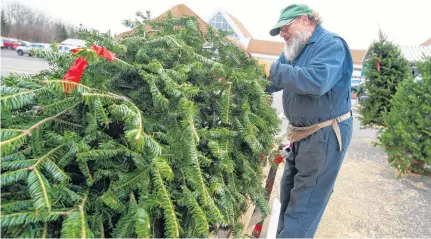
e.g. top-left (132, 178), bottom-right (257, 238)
top-left (209, 12), bottom-right (239, 39)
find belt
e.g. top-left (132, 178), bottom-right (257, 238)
top-left (286, 111), bottom-right (352, 151)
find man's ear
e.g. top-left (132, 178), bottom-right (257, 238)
top-left (300, 15), bottom-right (309, 24)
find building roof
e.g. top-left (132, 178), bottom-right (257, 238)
top-left (226, 13), bottom-right (253, 39)
top-left (61, 38), bottom-right (86, 47)
top-left (421, 38), bottom-right (431, 46)
top-left (116, 4), bottom-right (209, 39)
top-left (399, 45), bottom-right (431, 62)
top-left (247, 39), bottom-right (284, 56)
top-left (350, 49), bottom-right (367, 65)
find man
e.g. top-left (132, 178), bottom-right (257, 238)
top-left (266, 4), bottom-right (354, 238)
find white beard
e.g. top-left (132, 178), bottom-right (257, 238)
top-left (283, 31), bottom-right (311, 62)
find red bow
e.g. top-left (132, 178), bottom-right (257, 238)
top-left (63, 56), bottom-right (88, 93)
top-left (91, 45), bottom-right (115, 62)
top-left (63, 46), bottom-right (115, 93)
top-left (373, 53), bottom-right (381, 72)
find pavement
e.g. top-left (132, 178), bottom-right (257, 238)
top-left (1, 49), bottom-right (50, 76)
top-left (2, 49), bottom-right (430, 238)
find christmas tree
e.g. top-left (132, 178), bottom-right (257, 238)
top-left (377, 59), bottom-right (431, 175)
top-left (359, 30), bottom-right (411, 127)
top-left (0, 12), bottom-right (280, 238)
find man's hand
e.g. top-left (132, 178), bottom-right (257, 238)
top-left (257, 59), bottom-right (272, 79)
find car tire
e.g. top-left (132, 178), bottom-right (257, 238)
top-left (17, 50), bottom-right (24, 56)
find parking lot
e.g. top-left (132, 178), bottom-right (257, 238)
top-left (1, 49), bottom-right (50, 76)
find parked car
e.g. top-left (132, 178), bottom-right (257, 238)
top-left (0, 38), bottom-right (3, 49)
top-left (16, 43), bottom-right (50, 56)
top-left (351, 78), bottom-right (361, 92)
top-left (358, 88), bottom-right (369, 102)
top-left (58, 44), bottom-right (79, 54)
top-left (2, 38), bottom-right (13, 49)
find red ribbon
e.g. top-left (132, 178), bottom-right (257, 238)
top-left (63, 46), bottom-right (115, 93)
top-left (273, 155), bottom-right (283, 164)
top-left (91, 45), bottom-right (115, 62)
top-left (63, 56), bottom-right (88, 93)
top-left (373, 53), bottom-right (381, 72)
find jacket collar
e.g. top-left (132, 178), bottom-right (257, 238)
top-left (308, 24), bottom-right (323, 44)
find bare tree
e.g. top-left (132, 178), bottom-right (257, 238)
top-left (2, 1), bottom-right (77, 43)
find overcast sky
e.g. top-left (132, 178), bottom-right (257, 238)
top-left (5, 0), bottom-right (431, 49)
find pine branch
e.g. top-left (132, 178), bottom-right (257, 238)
top-left (93, 97), bottom-right (111, 126)
top-left (144, 74), bottom-right (170, 107)
top-left (78, 162), bottom-right (94, 186)
top-left (1, 168), bottom-right (29, 186)
top-left (89, 215), bottom-right (105, 238)
top-left (151, 162), bottom-right (181, 238)
top-left (40, 97), bottom-right (81, 116)
top-left (113, 168), bottom-right (150, 190)
top-left (100, 190), bottom-right (125, 212)
top-left (251, 194), bottom-right (270, 218)
top-left (1, 159), bottom-right (37, 171)
top-left (113, 194), bottom-right (137, 238)
top-left (179, 187), bottom-right (209, 237)
top-left (28, 168), bottom-right (52, 211)
top-left (1, 76), bottom-right (43, 89)
top-left (135, 203), bottom-right (152, 238)
top-left (1, 210), bottom-right (69, 227)
top-left (220, 82), bottom-right (233, 124)
top-left (0, 147), bottom-right (31, 162)
top-left (42, 159), bottom-right (70, 183)
top-left (77, 149), bottom-right (125, 162)
top-left (0, 104), bottom-right (80, 156)
top-left (61, 194), bottom-right (94, 238)
top-left (43, 80), bottom-right (92, 94)
top-left (1, 200), bottom-right (33, 214)
top-left (0, 88), bottom-right (45, 110)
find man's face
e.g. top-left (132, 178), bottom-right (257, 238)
top-left (280, 19), bottom-right (303, 45)
top-left (279, 15), bottom-right (312, 62)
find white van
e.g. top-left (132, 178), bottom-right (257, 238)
top-left (57, 45), bottom-right (79, 54)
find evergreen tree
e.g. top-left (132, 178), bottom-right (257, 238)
top-left (1, 10), bottom-right (10, 36)
top-left (55, 23), bottom-right (69, 42)
top-left (377, 59), bottom-right (431, 175)
top-left (359, 30), bottom-right (411, 127)
top-left (0, 12), bottom-right (279, 238)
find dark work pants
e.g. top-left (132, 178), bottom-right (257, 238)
top-left (276, 117), bottom-right (353, 238)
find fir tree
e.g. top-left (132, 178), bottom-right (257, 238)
top-left (55, 24), bottom-right (69, 42)
top-left (0, 12), bottom-right (279, 238)
top-left (1, 10), bottom-right (10, 36)
top-left (359, 29), bottom-right (411, 127)
top-left (377, 59), bottom-right (431, 175)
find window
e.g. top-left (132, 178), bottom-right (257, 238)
top-left (209, 11), bottom-right (238, 39)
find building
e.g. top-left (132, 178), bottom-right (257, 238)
top-left (117, 4), bottom-right (367, 77)
top-left (421, 38), bottom-right (431, 46)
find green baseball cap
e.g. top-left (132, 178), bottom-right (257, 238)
top-left (269, 4), bottom-right (313, 36)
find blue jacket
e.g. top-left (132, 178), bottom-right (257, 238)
top-left (268, 24), bottom-right (353, 127)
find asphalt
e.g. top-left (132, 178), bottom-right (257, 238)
top-left (1, 49), bottom-right (50, 76)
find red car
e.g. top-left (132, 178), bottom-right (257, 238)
top-left (2, 38), bottom-right (13, 49)
top-left (10, 41), bottom-right (23, 49)
top-left (1, 38), bottom-right (26, 49)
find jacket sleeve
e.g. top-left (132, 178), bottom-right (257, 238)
top-left (265, 53), bottom-right (288, 94)
top-left (269, 37), bottom-right (345, 98)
